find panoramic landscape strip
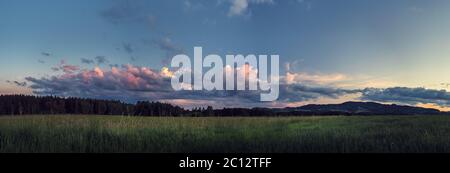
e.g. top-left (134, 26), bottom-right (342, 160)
top-left (2, 2), bottom-right (450, 169)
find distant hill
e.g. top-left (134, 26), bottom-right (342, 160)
top-left (283, 101), bottom-right (442, 115)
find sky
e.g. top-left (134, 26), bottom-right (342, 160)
top-left (2, 0), bottom-right (450, 110)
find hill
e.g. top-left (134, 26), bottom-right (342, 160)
top-left (285, 101), bottom-right (442, 115)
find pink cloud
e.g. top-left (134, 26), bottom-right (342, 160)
top-left (62, 65), bottom-right (80, 74)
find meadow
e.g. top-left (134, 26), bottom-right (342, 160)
top-left (0, 115), bottom-right (449, 153)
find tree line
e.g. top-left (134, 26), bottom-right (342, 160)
top-left (0, 95), bottom-right (183, 116)
top-left (0, 95), bottom-right (281, 116)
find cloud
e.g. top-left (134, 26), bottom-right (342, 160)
top-left (14, 81), bottom-right (27, 87)
top-left (281, 84), bottom-right (360, 101)
top-left (6, 80), bottom-right (27, 87)
top-left (51, 60), bottom-right (80, 73)
top-left (284, 72), bottom-right (347, 85)
top-left (81, 58), bottom-right (95, 64)
top-left (38, 59), bottom-right (46, 64)
top-left (228, 0), bottom-right (249, 16)
top-left (283, 62), bottom-right (398, 89)
top-left (62, 65), bottom-right (80, 74)
top-left (280, 72), bottom-right (450, 108)
top-left (228, 0), bottom-right (274, 17)
top-left (361, 87), bottom-right (450, 106)
top-left (24, 63), bottom-right (361, 107)
top-left (109, 64), bottom-right (120, 68)
top-left (51, 67), bottom-right (60, 72)
top-left (26, 65), bottom-right (177, 102)
top-left (122, 43), bottom-right (133, 54)
top-left (279, 85), bottom-right (450, 109)
top-left (95, 56), bottom-right (109, 65)
top-left (41, 52), bottom-right (51, 56)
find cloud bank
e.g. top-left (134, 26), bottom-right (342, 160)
top-left (23, 63), bottom-right (450, 110)
top-left (361, 87), bottom-right (450, 106)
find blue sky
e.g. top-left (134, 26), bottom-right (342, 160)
top-left (2, 0), bottom-right (450, 110)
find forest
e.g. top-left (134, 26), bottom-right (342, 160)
top-left (0, 95), bottom-right (270, 116)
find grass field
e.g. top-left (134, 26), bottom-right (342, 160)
top-left (0, 115), bottom-right (449, 153)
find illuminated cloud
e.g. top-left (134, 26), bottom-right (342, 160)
top-left (284, 72), bottom-right (347, 85)
top-left (62, 65), bottom-right (80, 74)
top-left (24, 64), bottom-right (359, 107)
top-left (26, 65), bottom-right (173, 102)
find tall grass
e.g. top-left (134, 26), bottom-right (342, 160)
top-left (0, 115), bottom-right (449, 153)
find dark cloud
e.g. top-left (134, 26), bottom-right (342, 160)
top-left (122, 43), bottom-right (133, 54)
top-left (279, 84), bottom-right (360, 102)
top-left (38, 59), bottom-right (46, 64)
top-left (14, 81), bottom-right (27, 87)
top-left (95, 56), bottom-right (108, 65)
top-left (109, 64), bottom-right (120, 68)
top-left (41, 52), bottom-right (51, 56)
top-left (6, 80), bottom-right (27, 87)
top-left (51, 67), bottom-right (60, 72)
top-left (81, 58), bottom-right (95, 64)
top-left (361, 87), bottom-right (450, 106)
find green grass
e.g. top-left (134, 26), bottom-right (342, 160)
top-left (0, 115), bottom-right (450, 153)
